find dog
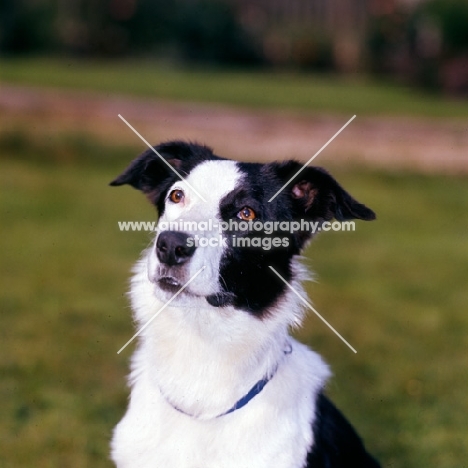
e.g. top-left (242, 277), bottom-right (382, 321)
top-left (110, 141), bottom-right (380, 468)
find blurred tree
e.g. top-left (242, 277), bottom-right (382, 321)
top-left (367, 5), bottom-right (409, 76)
top-left (424, 0), bottom-right (468, 54)
top-left (366, 0), bottom-right (468, 96)
top-left (426, 0), bottom-right (468, 95)
top-left (174, 0), bottom-right (263, 65)
top-left (0, 0), bottom-right (56, 54)
top-left (123, 0), bottom-right (177, 52)
top-left (1, 0), bottom-right (263, 64)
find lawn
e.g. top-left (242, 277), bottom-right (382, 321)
top-left (1, 133), bottom-right (467, 467)
top-left (2, 57), bottom-right (468, 118)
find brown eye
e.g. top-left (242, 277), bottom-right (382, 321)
top-left (237, 207), bottom-right (256, 221)
top-left (169, 189), bottom-right (184, 204)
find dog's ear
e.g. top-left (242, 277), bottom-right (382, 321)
top-left (110, 141), bottom-right (215, 206)
top-left (270, 160), bottom-right (376, 222)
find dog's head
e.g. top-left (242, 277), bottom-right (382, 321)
top-left (111, 141), bottom-right (375, 318)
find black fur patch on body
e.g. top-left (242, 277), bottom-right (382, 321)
top-left (306, 393), bottom-right (381, 468)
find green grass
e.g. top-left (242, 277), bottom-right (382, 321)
top-left (1, 133), bottom-right (468, 467)
top-left (3, 57), bottom-right (468, 118)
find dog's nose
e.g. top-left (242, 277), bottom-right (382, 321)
top-left (156, 231), bottom-right (196, 266)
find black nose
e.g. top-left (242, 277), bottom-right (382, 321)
top-left (156, 231), bottom-right (196, 266)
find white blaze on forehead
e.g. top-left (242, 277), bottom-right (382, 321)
top-left (155, 159), bottom-right (242, 297)
top-left (166, 160), bottom-right (241, 220)
top-left (186, 159), bottom-right (241, 211)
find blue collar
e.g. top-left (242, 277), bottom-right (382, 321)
top-left (165, 343), bottom-right (292, 419)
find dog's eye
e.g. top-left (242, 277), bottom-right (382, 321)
top-left (237, 207), bottom-right (256, 221)
top-left (169, 189), bottom-right (184, 204)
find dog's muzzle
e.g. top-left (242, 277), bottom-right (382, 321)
top-left (153, 230), bottom-right (233, 306)
top-left (156, 231), bottom-right (196, 266)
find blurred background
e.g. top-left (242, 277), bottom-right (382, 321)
top-left (1, 0), bottom-right (467, 467)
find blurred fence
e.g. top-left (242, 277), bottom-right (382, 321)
top-left (1, 0), bottom-right (468, 95)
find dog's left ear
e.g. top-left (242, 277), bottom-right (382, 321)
top-left (270, 161), bottom-right (376, 222)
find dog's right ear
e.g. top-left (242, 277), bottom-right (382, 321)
top-left (110, 147), bottom-right (178, 206)
top-left (110, 140), bottom-right (214, 206)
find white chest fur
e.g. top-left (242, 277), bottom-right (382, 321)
top-left (111, 256), bottom-right (330, 468)
top-left (111, 341), bottom-right (329, 468)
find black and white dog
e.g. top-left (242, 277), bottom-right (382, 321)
top-left (110, 141), bottom-right (380, 468)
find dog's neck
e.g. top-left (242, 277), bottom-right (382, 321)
top-left (129, 258), bottom-right (303, 419)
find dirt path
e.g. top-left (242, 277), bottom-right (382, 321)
top-left (1, 84), bottom-right (467, 173)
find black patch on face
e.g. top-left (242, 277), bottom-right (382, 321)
top-left (213, 246), bottom-right (294, 315)
top-left (210, 162), bottom-right (298, 315)
top-left (212, 160), bottom-right (375, 317)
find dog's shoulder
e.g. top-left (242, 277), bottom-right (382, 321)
top-left (306, 392), bottom-right (381, 468)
